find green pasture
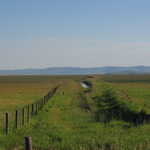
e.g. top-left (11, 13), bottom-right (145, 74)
top-left (0, 75), bottom-right (150, 150)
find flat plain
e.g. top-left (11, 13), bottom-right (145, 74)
top-left (0, 75), bottom-right (150, 150)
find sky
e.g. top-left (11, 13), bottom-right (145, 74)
top-left (0, 0), bottom-right (150, 69)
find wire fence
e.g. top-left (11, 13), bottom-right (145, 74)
top-left (0, 86), bottom-right (58, 135)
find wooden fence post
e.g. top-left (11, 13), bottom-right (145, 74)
top-left (35, 103), bottom-right (37, 114)
top-left (22, 108), bottom-right (25, 126)
top-left (15, 110), bottom-right (18, 129)
top-left (5, 112), bottom-right (8, 135)
top-left (36, 102), bottom-right (39, 114)
top-left (27, 105), bottom-right (30, 123)
top-left (24, 136), bottom-right (32, 150)
top-left (31, 104), bottom-right (34, 116)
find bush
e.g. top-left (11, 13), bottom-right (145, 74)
top-left (94, 88), bottom-right (120, 123)
top-left (94, 88), bottom-right (150, 125)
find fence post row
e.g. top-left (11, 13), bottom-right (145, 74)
top-left (15, 110), bottom-right (18, 129)
top-left (3, 87), bottom-right (58, 135)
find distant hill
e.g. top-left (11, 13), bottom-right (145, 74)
top-left (0, 66), bottom-right (150, 75)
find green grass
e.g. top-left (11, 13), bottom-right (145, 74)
top-left (99, 75), bottom-right (150, 113)
top-left (0, 75), bottom-right (150, 149)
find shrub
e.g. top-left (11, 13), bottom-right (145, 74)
top-left (94, 88), bottom-right (150, 125)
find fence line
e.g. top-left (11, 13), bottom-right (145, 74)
top-left (2, 86), bottom-right (58, 135)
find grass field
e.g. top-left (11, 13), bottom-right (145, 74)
top-left (101, 75), bottom-right (150, 113)
top-left (0, 75), bottom-right (150, 150)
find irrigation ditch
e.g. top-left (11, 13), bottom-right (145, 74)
top-left (80, 80), bottom-right (92, 89)
top-left (80, 80), bottom-right (150, 126)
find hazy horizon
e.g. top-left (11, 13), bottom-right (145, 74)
top-left (0, 0), bottom-right (150, 69)
top-left (0, 65), bottom-right (150, 71)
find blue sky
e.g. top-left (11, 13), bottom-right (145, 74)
top-left (0, 0), bottom-right (150, 69)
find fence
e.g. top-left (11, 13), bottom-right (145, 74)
top-left (1, 86), bottom-right (58, 135)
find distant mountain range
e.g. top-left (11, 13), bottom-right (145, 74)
top-left (0, 66), bottom-right (150, 75)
